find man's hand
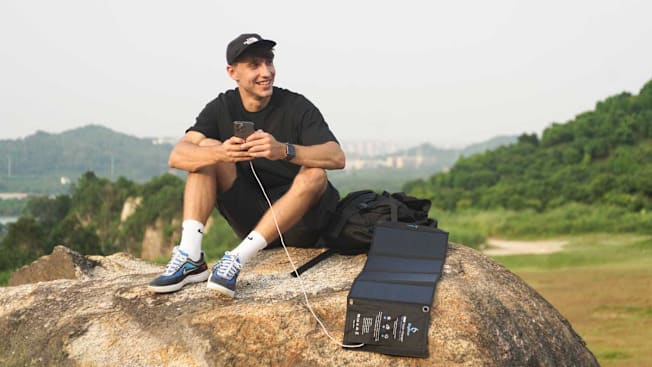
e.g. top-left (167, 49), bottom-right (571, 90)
top-left (242, 130), bottom-right (286, 160)
top-left (221, 136), bottom-right (254, 162)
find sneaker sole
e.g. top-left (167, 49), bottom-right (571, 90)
top-left (207, 279), bottom-right (235, 297)
top-left (148, 270), bottom-right (210, 293)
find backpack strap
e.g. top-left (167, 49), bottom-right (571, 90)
top-left (325, 190), bottom-right (376, 239)
top-left (289, 248), bottom-right (336, 277)
top-left (381, 191), bottom-right (400, 222)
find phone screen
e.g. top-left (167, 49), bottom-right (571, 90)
top-left (233, 121), bottom-right (255, 139)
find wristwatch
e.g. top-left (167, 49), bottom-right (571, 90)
top-left (284, 143), bottom-right (296, 161)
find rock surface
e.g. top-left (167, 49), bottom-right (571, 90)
top-left (8, 245), bottom-right (99, 286)
top-left (0, 244), bottom-right (598, 367)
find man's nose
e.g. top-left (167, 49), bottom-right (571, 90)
top-left (259, 63), bottom-right (273, 76)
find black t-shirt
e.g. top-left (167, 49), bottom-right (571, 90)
top-left (188, 87), bottom-right (338, 188)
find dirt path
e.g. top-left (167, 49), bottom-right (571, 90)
top-left (482, 238), bottom-right (568, 256)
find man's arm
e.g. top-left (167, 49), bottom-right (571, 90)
top-left (291, 141), bottom-right (345, 169)
top-left (168, 130), bottom-right (252, 172)
top-left (242, 131), bottom-right (345, 170)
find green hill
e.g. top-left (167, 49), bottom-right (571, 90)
top-left (459, 135), bottom-right (519, 157)
top-left (0, 125), bottom-right (176, 194)
top-left (404, 79), bottom-right (652, 212)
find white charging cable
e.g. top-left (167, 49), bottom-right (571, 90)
top-left (249, 161), bottom-right (364, 349)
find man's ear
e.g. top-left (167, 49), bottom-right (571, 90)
top-left (226, 65), bottom-right (238, 82)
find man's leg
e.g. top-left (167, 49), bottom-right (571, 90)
top-left (208, 167), bottom-right (329, 296)
top-left (184, 139), bottom-right (238, 223)
top-left (177, 137), bottom-right (239, 258)
top-left (229, 166), bottom-right (328, 263)
top-left (253, 166), bottom-right (328, 244)
top-left (178, 160), bottom-right (237, 260)
top-left (149, 139), bottom-right (237, 293)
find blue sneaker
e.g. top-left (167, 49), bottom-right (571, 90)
top-left (207, 251), bottom-right (242, 297)
top-left (148, 247), bottom-right (209, 293)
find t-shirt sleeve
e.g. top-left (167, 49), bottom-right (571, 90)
top-left (186, 99), bottom-right (220, 139)
top-left (297, 102), bottom-right (339, 146)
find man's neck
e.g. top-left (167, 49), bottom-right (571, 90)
top-left (240, 91), bottom-right (272, 113)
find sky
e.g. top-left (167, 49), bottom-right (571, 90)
top-left (1, 0), bottom-right (651, 148)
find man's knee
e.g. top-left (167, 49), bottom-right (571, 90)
top-left (186, 163), bottom-right (235, 194)
top-left (292, 168), bottom-right (327, 194)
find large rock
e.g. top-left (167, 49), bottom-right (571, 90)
top-left (8, 245), bottom-right (98, 286)
top-left (0, 244), bottom-right (598, 367)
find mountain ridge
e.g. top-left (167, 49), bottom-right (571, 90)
top-left (0, 124), bottom-right (517, 194)
top-left (0, 125), bottom-right (175, 193)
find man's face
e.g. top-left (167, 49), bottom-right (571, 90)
top-left (228, 56), bottom-right (275, 101)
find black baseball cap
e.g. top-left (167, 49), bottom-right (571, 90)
top-left (226, 33), bottom-right (276, 65)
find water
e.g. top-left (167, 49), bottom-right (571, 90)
top-left (0, 216), bottom-right (18, 225)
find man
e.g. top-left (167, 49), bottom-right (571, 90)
top-left (148, 33), bottom-right (345, 297)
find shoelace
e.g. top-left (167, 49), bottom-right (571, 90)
top-left (163, 247), bottom-right (187, 276)
top-left (214, 251), bottom-right (242, 280)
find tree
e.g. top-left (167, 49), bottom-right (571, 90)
top-left (403, 78), bottom-right (652, 212)
top-left (0, 217), bottom-right (47, 271)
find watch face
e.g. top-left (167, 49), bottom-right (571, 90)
top-left (285, 143), bottom-right (296, 160)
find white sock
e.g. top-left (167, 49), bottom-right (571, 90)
top-left (231, 230), bottom-right (268, 265)
top-left (179, 219), bottom-right (204, 261)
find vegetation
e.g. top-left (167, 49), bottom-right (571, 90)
top-left (0, 83), bottom-right (649, 365)
top-left (405, 79), bottom-right (652, 213)
top-left (0, 172), bottom-right (237, 283)
top-left (0, 198), bottom-right (26, 217)
top-left (330, 168), bottom-right (429, 194)
top-left (0, 125), bottom-right (176, 194)
top-left (202, 213), bottom-right (240, 262)
top-left (434, 203), bottom-right (651, 249)
top-left (0, 270), bottom-right (10, 285)
top-left (490, 234), bottom-right (652, 367)
top-left (119, 174), bottom-right (184, 254)
top-left (330, 135), bottom-right (517, 194)
top-left (416, 81), bottom-right (652, 366)
top-left (0, 173), bottom-right (126, 275)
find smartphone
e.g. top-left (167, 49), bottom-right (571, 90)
top-left (233, 121), bottom-right (255, 139)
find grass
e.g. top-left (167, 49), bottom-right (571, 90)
top-left (490, 234), bottom-right (652, 367)
top-left (494, 234), bottom-right (652, 270)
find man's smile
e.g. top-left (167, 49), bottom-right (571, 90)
top-left (256, 79), bottom-right (273, 87)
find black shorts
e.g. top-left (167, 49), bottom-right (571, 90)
top-left (216, 174), bottom-right (340, 248)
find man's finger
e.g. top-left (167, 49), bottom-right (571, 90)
top-left (227, 150), bottom-right (251, 159)
top-left (248, 144), bottom-right (273, 154)
top-left (245, 130), bottom-right (268, 141)
top-left (227, 136), bottom-right (246, 144)
top-left (225, 142), bottom-right (247, 151)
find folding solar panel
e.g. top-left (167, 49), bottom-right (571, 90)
top-left (343, 221), bottom-right (448, 357)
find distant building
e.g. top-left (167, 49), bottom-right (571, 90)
top-left (340, 140), bottom-right (410, 158)
top-left (0, 192), bottom-right (29, 200)
top-left (151, 137), bottom-right (178, 145)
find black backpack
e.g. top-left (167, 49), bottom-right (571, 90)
top-left (291, 190), bottom-right (438, 276)
top-left (322, 190), bottom-right (437, 255)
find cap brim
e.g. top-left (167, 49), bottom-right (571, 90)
top-left (248, 39), bottom-right (276, 50)
top-left (230, 39), bottom-right (276, 64)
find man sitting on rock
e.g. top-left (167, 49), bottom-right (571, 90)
top-left (148, 33), bottom-right (345, 297)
